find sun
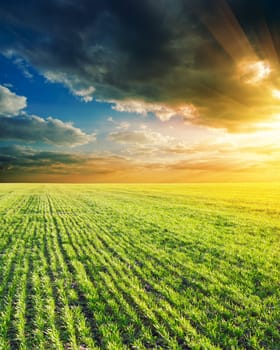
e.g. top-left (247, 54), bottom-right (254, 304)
top-left (238, 60), bottom-right (271, 85)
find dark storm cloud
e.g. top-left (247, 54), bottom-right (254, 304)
top-left (0, 0), bottom-right (216, 98)
top-left (0, 115), bottom-right (95, 146)
top-left (0, 0), bottom-right (179, 99)
top-left (0, 145), bottom-right (84, 169)
top-left (1, 0), bottom-right (280, 129)
top-left (0, 145), bottom-right (138, 182)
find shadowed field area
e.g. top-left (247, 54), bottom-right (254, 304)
top-left (0, 183), bottom-right (279, 349)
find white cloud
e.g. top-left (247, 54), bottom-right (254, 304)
top-left (110, 99), bottom-right (199, 122)
top-left (116, 121), bottom-right (130, 130)
top-left (45, 71), bottom-right (95, 102)
top-left (3, 51), bottom-right (33, 79)
top-left (0, 85), bottom-right (27, 116)
top-left (107, 117), bottom-right (130, 130)
top-left (107, 116), bottom-right (114, 123)
top-left (13, 57), bottom-right (33, 79)
top-left (0, 84), bottom-right (94, 146)
top-left (107, 122), bottom-right (280, 171)
top-left (74, 86), bottom-right (95, 102)
top-left (108, 128), bottom-right (173, 145)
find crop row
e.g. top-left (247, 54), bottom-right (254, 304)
top-left (0, 184), bottom-right (279, 349)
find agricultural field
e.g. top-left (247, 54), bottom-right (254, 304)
top-left (0, 183), bottom-right (279, 350)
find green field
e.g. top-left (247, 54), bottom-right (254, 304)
top-left (0, 184), bottom-right (279, 350)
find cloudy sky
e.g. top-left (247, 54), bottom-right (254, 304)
top-left (0, 0), bottom-right (279, 182)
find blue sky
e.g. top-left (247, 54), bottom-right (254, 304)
top-left (0, 54), bottom-right (122, 131)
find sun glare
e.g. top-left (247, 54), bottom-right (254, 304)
top-left (255, 115), bottom-right (280, 131)
top-left (238, 60), bottom-right (271, 85)
top-left (272, 89), bottom-right (280, 99)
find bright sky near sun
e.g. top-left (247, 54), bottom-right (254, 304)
top-left (0, 0), bottom-right (279, 182)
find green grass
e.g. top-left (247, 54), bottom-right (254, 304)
top-left (0, 183), bottom-right (279, 349)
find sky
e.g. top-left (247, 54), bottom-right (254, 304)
top-left (0, 0), bottom-right (280, 182)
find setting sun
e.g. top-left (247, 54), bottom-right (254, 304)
top-left (238, 60), bottom-right (271, 85)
